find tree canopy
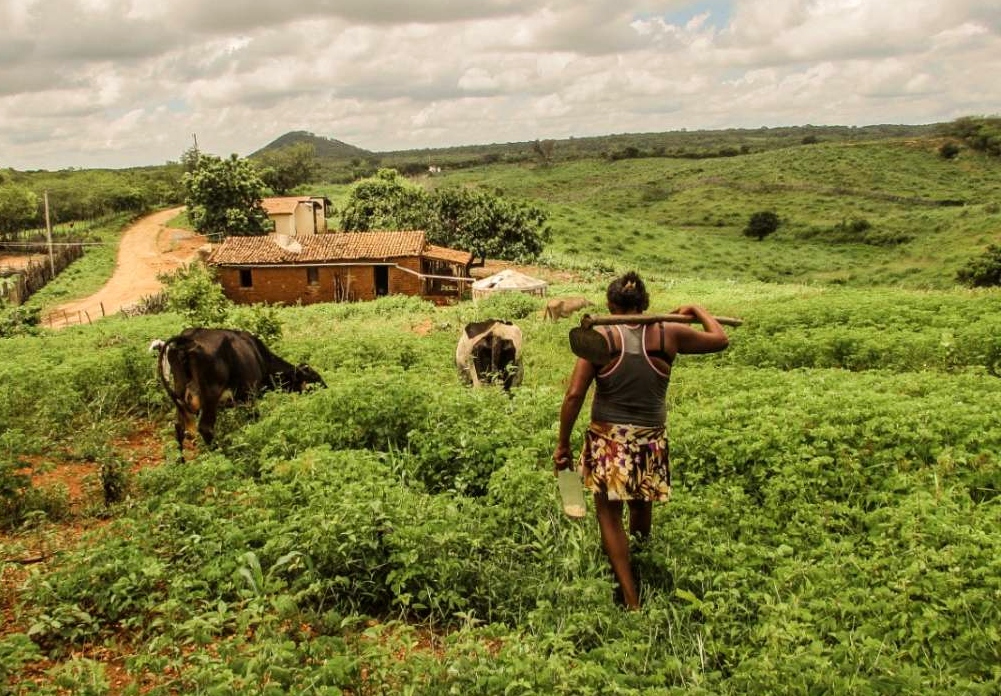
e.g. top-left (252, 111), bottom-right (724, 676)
top-left (182, 153), bottom-right (271, 241)
top-left (339, 169), bottom-right (429, 232)
top-left (340, 169), bottom-right (549, 264)
top-left (255, 143), bottom-right (320, 195)
top-left (942, 116), bottom-right (1001, 157)
top-left (0, 185), bottom-right (39, 241)
top-left (425, 186), bottom-right (549, 264)
top-left (743, 210), bottom-right (781, 241)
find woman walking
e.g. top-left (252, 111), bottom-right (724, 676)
top-left (553, 271), bottom-right (730, 609)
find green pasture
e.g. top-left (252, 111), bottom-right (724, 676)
top-left (2, 276), bottom-right (999, 694)
top-left (437, 139), bottom-right (1001, 287)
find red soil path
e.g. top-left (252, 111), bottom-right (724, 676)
top-left (44, 207), bottom-right (206, 328)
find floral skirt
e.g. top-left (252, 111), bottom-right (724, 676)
top-left (579, 421), bottom-right (671, 502)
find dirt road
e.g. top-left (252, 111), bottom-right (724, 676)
top-left (45, 207), bottom-right (206, 328)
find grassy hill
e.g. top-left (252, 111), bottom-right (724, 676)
top-left (266, 123), bottom-right (943, 182)
top-left (255, 120), bottom-right (999, 290)
top-left (249, 130), bottom-right (373, 160)
top-left (308, 134), bottom-right (1000, 289)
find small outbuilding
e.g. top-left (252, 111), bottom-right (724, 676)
top-left (471, 268), bottom-right (548, 300)
top-left (206, 231), bottom-right (473, 305)
top-left (261, 196), bottom-right (331, 237)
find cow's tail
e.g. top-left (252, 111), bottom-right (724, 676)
top-left (156, 336), bottom-right (191, 414)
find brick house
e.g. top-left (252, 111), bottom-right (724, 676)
top-left (205, 231), bottom-right (474, 305)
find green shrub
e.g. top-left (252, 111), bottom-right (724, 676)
top-left (956, 244), bottom-right (1001, 287)
top-left (405, 388), bottom-right (528, 495)
top-left (160, 261), bottom-right (229, 325)
top-left (100, 456), bottom-right (130, 506)
top-left (939, 141), bottom-right (961, 159)
top-left (0, 302), bottom-right (40, 338)
top-left (0, 458), bottom-right (33, 529)
top-left (743, 211), bottom-right (780, 241)
top-left (225, 302), bottom-right (283, 344)
top-left (472, 290), bottom-right (544, 320)
top-left (0, 633), bottom-right (42, 684)
top-left (49, 657), bottom-right (110, 695)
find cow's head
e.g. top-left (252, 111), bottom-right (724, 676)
top-left (270, 363), bottom-right (326, 392)
top-left (292, 363), bottom-right (327, 391)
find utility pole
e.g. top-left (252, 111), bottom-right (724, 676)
top-left (44, 190), bottom-right (55, 276)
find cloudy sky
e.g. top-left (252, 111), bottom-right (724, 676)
top-left (2, 0), bottom-right (999, 171)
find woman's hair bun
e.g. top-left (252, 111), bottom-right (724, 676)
top-left (606, 271), bottom-right (649, 312)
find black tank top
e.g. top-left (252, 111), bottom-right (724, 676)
top-left (590, 325), bottom-right (671, 427)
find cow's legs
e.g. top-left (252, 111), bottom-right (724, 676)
top-left (198, 401), bottom-right (219, 449)
top-left (175, 407), bottom-right (199, 463)
top-left (174, 411), bottom-right (187, 463)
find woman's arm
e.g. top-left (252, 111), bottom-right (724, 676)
top-left (553, 358), bottom-right (595, 471)
top-left (668, 304), bottom-right (730, 355)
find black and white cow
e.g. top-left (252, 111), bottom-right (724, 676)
top-left (153, 328), bottom-right (325, 461)
top-left (455, 319), bottom-right (524, 391)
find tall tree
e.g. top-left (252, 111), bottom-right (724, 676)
top-left (180, 144), bottom-right (202, 173)
top-left (340, 168), bottom-right (429, 232)
top-left (532, 139), bottom-right (556, 166)
top-left (340, 169), bottom-right (550, 264)
top-left (182, 154), bottom-right (271, 241)
top-left (427, 187), bottom-right (549, 265)
top-left (256, 143), bottom-right (319, 195)
top-left (0, 184), bottom-right (40, 242)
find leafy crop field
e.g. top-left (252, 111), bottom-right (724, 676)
top-left (3, 129), bottom-right (1001, 693)
top-left (2, 271), bottom-right (999, 693)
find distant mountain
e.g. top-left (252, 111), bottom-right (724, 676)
top-left (250, 131), bottom-right (372, 159)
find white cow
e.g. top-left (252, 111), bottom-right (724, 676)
top-left (455, 319), bottom-right (524, 391)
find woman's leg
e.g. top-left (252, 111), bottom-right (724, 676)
top-left (626, 500), bottom-right (652, 601)
top-left (628, 500), bottom-right (652, 540)
top-left (594, 493), bottom-right (639, 609)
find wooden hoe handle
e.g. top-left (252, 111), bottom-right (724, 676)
top-left (579, 313), bottom-right (743, 329)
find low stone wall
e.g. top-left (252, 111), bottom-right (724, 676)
top-left (0, 245), bottom-right (85, 305)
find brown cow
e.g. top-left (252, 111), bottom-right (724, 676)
top-left (154, 328), bottom-right (325, 461)
top-left (544, 296), bottom-right (594, 321)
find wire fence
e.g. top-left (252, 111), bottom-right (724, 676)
top-left (42, 292), bottom-right (167, 328)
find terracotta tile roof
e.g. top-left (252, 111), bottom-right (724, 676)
top-left (262, 196), bottom-right (316, 216)
top-left (423, 244), bottom-right (473, 265)
top-left (207, 231), bottom-right (428, 265)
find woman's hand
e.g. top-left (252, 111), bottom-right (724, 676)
top-left (669, 303), bottom-right (730, 354)
top-left (553, 445), bottom-right (573, 475)
top-left (672, 304), bottom-right (703, 320)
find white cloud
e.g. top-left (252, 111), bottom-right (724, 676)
top-left (1, 0), bottom-right (999, 169)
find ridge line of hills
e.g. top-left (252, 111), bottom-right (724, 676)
top-left (250, 123), bottom-right (943, 161)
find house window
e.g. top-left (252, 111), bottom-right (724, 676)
top-left (307, 267), bottom-right (319, 285)
top-left (239, 269), bottom-right (253, 288)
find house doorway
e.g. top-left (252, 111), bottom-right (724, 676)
top-left (374, 266), bottom-right (389, 296)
